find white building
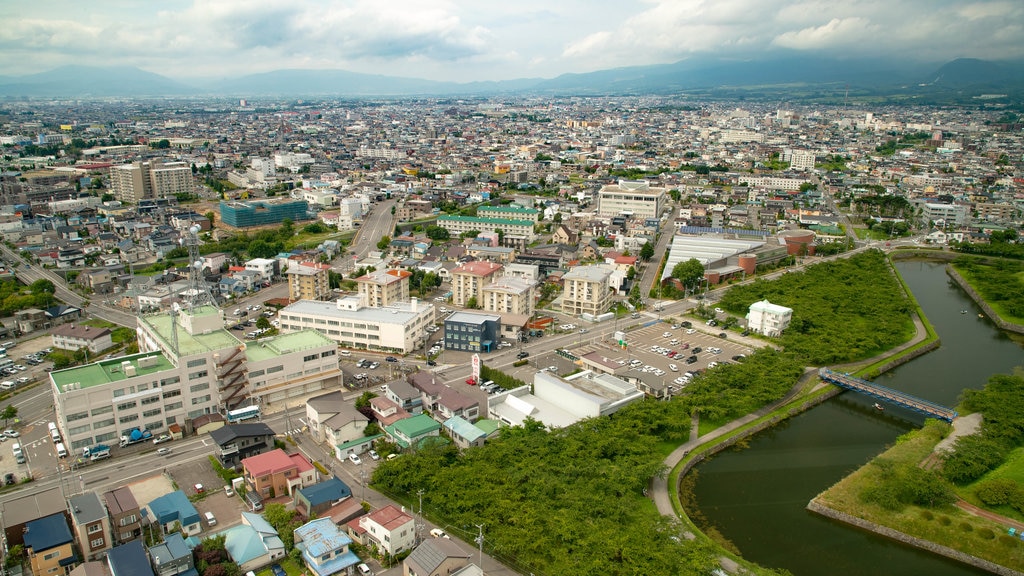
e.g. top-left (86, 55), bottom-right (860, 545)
top-left (597, 180), bottom-right (667, 219)
top-left (921, 203), bottom-right (968, 227)
top-left (480, 276), bottom-right (536, 316)
top-left (244, 258), bottom-right (277, 281)
top-left (487, 370), bottom-right (644, 428)
top-left (278, 296), bottom-right (435, 354)
top-left (561, 265), bottom-right (614, 316)
top-left (745, 300), bottom-right (793, 337)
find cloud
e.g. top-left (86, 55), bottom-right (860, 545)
top-left (771, 17), bottom-right (875, 50)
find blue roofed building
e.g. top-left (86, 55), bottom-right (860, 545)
top-left (147, 491), bottom-right (202, 536)
top-left (149, 532), bottom-right (196, 576)
top-left (107, 539), bottom-right (154, 576)
top-left (293, 518), bottom-right (361, 576)
top-left (442, 416), bottom-right (488, 449)
top-left (293, 477), bottom-right (352, 520)
top-left (222, 512), bottom-right (286, 572)
top-left (24, 513), bottom-right (77, 576)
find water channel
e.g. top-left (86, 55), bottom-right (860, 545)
top-left (691, 260), bottom-right (1024, 576)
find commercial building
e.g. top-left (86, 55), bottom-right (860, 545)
top-left (561, 265), bottom-right (614, 316)
top-left (745, 300), bottom-right (793, 337)
top-left (436, 215), bottom-right (536, 243)
top-left (279, 296), bottom-right (435, 354)
top-left (357, 269), bottom-right (411, 308)
top-left (597, 180), bottom-right (667, 219)
top-left (480, 276), bottom-right (535, 316)
top-left (288, 261), bottom-right (332, 302)
top-left (443, 312), bottom-right (501, 353)
top-left (921, 202), bottom-right (969, 227)
top-left (219, 198), bottom-right (312, 228)
top-left (451, 261), bottom-right (503, 307)
top-left (487, 370), bottom-right (644, 428)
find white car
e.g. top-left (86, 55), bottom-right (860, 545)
top-left (547, 365), bottom-right (558, 372)
top-left (686, 329), bottom-right (696, 334)
top-left (714, 307), bottom-right (723, 313)
top-left (430, 528), bottom-right (450, 539)
top-left (662, 332), bottom-right (672, 338)
top-left (348, 453), bottom-right (362, 465)
top-left (708, 361), bottom-right (719, 368)
top-left (668, 364), bottom-right (678, 372)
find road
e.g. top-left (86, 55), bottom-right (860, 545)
top-left (637, 206), bottom-right (678, 298)
top-left (337, 198), bottom-right (398, 275)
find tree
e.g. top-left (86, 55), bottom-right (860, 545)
top-left (279, 218), bottom-right (294, 239)
top-left (256, 317), bottom-right (271, 330)
top-left (553, 212), bottom-right (562, 223)
top-left (205, 211), bottom-right (216, 228)
top-left (672, 258), bottom-right (705, 290)
top-left (426, 226), bottom-right (450, 241)
top-left (377, 236), bottom-right (392, 251)
top-left (29, 279), bottom-right (55, 295)
top-left (1, 405), bottom-right (16, 428)
top-left (640, 241), bottom-right (655, 261)
top-left (390, 205), bottom-right (396, 215)
top-left (466, 296), bottom-right (478, 309)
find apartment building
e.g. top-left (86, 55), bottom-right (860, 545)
top-left (51, 323), bottom-right (113, 354)
top-left (737, 175), bottom-right (808, 191)
top-left (477, 205), bottom-right (539, 222)
top-left (357, 269), bottom-right (411, 307)
top-left (480, 276), bottom-right (535, 316)
top-left (745, 300), bottom-right (793, 337)
top-left (103, 487), bottom-right (143, 544)
top-left (443, 312), bottom-right (501, 353)
top-left (597, 180), bottom-right (667, 219)
top-left (451, 261), bottom-right (503, 307)
top-left (436, 215), bottom-right (536, 242)
top-left (561, 265), bottom-right (614, 316)
top-left (110, 161), bottom-right (192, 204)
top-left (279, 296), bottom-right (435, 354)
top-left (288, 261), bottom-right (332, 302)
top-left (921, 202), bottom-right (968, 226)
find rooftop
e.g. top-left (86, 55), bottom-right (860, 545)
top-left (244, 329), bottom-right (336, 363)
top-left (282, 298), bottom-right (431, 326)
top-left (452, 261), bottom-right (503, 277)
top-left (51, 351), bottom-right (175, 392)
top-left (563, 264), bottom-right (614, 282)
top-left (138, 307), bottom-right (242, 356)
top-left (438, 215), bottom-right (535, 227)
top-left (446, 311), bottom-right (500, 325)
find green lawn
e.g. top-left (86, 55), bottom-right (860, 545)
top-left (961, 446), bottom-right (1024, 523)
top-left (255, 557), bottom-right (304, 576)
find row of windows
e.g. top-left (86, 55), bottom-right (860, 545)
top-left (192, 395), bottom-right (211, 406)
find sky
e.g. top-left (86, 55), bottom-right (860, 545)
top-left (2, 0), bottom-right (1023, 83)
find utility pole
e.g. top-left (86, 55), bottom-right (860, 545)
top-left (417, 489), bottom-right (425, 544)
top-left (475, 523), bottom-right (485, 569)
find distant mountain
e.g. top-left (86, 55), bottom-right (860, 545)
top-left (0, 65), bottom-right (195, 97)
top-left (1, 58), bottom-right (1022, 100)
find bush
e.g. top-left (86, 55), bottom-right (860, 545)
top-left (978, 528), bottom-right (996, 540)
top-left (976, 477), bottom-right (1021, 506)
top-left (960, 522), bottom-right (973, 532)
top-left (939, 516), bottom-right (952, 526)
top-left (920, 510), bottom-right (934, 521)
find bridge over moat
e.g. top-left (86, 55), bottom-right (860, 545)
top-left (818, 368), bottom-right (958, 423)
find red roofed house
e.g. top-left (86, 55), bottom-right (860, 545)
top-left (242, 449), bottom-right (318, 500)
top-left (351, 504), bottom-right (415, 555)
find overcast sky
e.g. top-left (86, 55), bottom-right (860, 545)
top-left (2, 0), bottom-right (1022, 82)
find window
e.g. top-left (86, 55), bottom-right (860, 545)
top-left (191, 394), bottom-right (211, 405)
top-left (190, 382), bottom-right (210, 393)
top-left (43, 551), bottom-right (60, 561)
top-left (303, 354), bottom-right (318, 362)
top-left (112, 388), bottom-right (125, 398)
top-left (164, 402), bottom-right (183, 411)
top-left (91, 406), bottom-right (113, 416)
top-left (188, 370), bottom-right (208, 379)
top-left (143, 408), bottom-right (161, 418)
top-left (87, 523), bottom-right (103, 534)
top-left (67, 411), bottom-right (89, 422)
top-left (162, 389), bottom-right (181, 399)
top-left (116, 401), bottom-right (137, 411)
top-left (69, 424), bottom-right (91, 435)
top-left (267, 365), bottom-right (283, 374)
top-left (142, 395), bottom-right (160, 405)
top-left (119, 415), bottom-right (139, 424)
top-left (186, 358), bottom-right (207, 368)
top-left (93, 418), bottom-right (115, 430)
top-left (321, 350), bottom-right (335, 358)
top-left (250, 369), bottom-right (265, 377)
top-left (160, 376), bottom-right (180, 386)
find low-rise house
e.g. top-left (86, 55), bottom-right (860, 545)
top-left (355, 504), bottom-right (415, 556)
top-left (24, 513), bottom-right (77, 575)
top-left (384, 413), bottom-right (442, 451)
top-left (106, 539), bottom-right (153, 576)
top-left (369, 395), bottom-right (411, 428)
top-left (209, 422), bottom-right (276, 470)
top-left (148, 532), bottom-right (194, 576)
top-left (305, 391), bottom-right (370, 445)
top-left (294, 477), bottom-right (353, 520)
top-left (384, 379), bottom-right (423, 414)
top-left (104, 487), bottom-right (143, 544)
top-left (222, 512), bottom-right (287, 573)
top-left (403, 537), bottom-right (474, 576)
top-left (69, 492), bottom-right (112, 561)
top-left (442, 416), bottom-right (488, 449)
top-left (242, 449), bottom-right (319, 500)
top-left (434, 389), bottom-right (480, 422)
top-left (52, 323), bottom-right (114, 355)
top-left (147, 491), bottom-right (202, 536)
top-left (1, 487), bottom-right (68, 548)
top-left (294, 518), bottom-right (362, 576)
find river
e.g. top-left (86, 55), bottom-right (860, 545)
top-left (691, 260), bottom-right (1024, 576)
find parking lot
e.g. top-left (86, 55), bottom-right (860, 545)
top-left (618, 322), bottom-right (750, 391)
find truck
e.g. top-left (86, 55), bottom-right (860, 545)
top-left (83, 444), bottom-right (111, 462)
top-left (119, 428), bottom-right (153, 448)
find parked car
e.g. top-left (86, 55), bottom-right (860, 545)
top-left (348, 453), bottom-right (362, 465)
top-left (465, 378), bottom-right (477, 386)
top-left (369, 362), bottom-right (380, 369)
top-left (385, 356), bottom-right (398, 363)
top-left (3, 430), bottom-right (18, 438)
top-left (368, 449), bottom-right (380, 461)
top-left (152, 434), bottom-right (171, 445)
top-left (426, 360), bottom-right (437, 366)
top-left (4, 473), bottom-right (14, 485)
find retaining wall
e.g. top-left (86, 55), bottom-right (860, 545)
top-left (946, 266), bottom-right (1024, 335)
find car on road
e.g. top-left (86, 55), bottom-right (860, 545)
top-left (348, 453), bottom-right (362, 465)
top-left (579, 328), bottom-right (588, 333)
top-left (516, 351), bottom-right (530, 359)
top-left (368, 449), bottom-right (380, 461)
top-left (3, 430), bottom-right (19, 438)
top-left (152, 434), bottom-right (171, 445)
top-left (465, 378), bottom-right (477, 386)
top-left (426, 360), bottom-right (437, 366)
top-left (385, 356), bottom-right (398, 363)
top-left (157, 447), bottom-right (172, 455)
top-left (339, 350), bottom-right (351, 356)
top-left (430, 528), bottom-right (450, 539)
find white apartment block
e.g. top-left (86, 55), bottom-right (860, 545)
top-left (245, 258), bottom-right (277, 281)
top-left (278, 296), bottom-right (435, 354)
top-left (51, 306), bottom-right (341, 453)
top-left (451, 261), bottom-right (503, 307)
top-left (502, 263), bottom-right (540, 283)
top-left (149, 162), bottom-right (193, 197)
top-left (745, 300), bottom-right (793, 337)
top-left (782, 149), bottom-right (816, 171)
top-left (436, 216), bottom-right (536, 242)
top-left (597, 180), bottom-right (667, 219)
top-left (921, 203), bottom-right (968, 226)
top-left (110, 163), bottom-right (152, 204)
top-left (357, 269), bottom-right (411, 308)
top-left (481, 276), bottom-right (536, 316)
top-left (561, 265), bottom-right (614, 316)
top-left (737, 175), bottom-right (809, 191)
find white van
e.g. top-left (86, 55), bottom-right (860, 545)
top-left (205, 511), bottom-right (217, 526)
top-left (55, 442), bottom-right (67, 458)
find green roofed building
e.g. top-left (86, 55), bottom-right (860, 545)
top-left (477, 205), bottom-right (540, 222)
top-left (383, 414), bottom-right (441, 450)
top-left (437, 215), bottom-right (535, 242)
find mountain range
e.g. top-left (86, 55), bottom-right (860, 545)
top-left (1, 57), bottom-right (1022, 102)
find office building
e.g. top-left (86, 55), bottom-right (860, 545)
top-left (279, 296), bottom-right (435, 354)
top-left (597, 180), bottom-right (666, 219)
top-left (219, 198), bottom-right (312, 228)
top-left (443, 312), bottom-right (501, 353)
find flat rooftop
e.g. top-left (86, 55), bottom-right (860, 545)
top-left (140, 307), bottom-right (242, 356)
top-left (51, 351), bottom-right (174, 392)
top-left (283, 299), bottom-right (431, 325)
top-left (245, 329), bottom-right (337, 362)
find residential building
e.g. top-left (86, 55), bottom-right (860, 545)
top-left (107, 540), bottom-right (153, 576)
top-left (69, 492), bottom-right (112, 561)
top-left (279, 296), bottom-right (435, 354)
top-left (384, 413), bottom-right (442, 450)
top-left (443, 312), bottom-right (501, 353)
top-left (921, 202), bottom-right (968, 227)
top-left (304, 391), bottom-right (370, 445)
top-left (103, 487), bottom-right (142, 544)
top-left (737, 175), bottom-right (808, 191)
top-left (597, 180), bottom-right (666, 219)
top-left (111, 161), bottom-right (192, 204)
top-left (51, 323), bottom-right (114, 355)
top-left (242, 449), bottom-right (318, 500)
top-left (488, 370), bottom-right (644, 429)
top-left (451, 261), bottom-right (502, 307)
top-left (1, 487), bottom-right (68, 548)
top-left (222, 513), bottom-right (287, 573)
top-left (147, 491), bottom-right (202, 536)
top-left (356, 505), bottom-right (416, 556)
top-left (357, 269), bottom-right (411, 307)
top-left (209, 422), bottom-right (277, 470)
top-left (501, 263), bottom-right (540, 283)
top-left (148, 532), bottom-right (194, 576)
top-left (294, 518), bottom-right (361, 576)
top-left (384, 379), bottom-right (423, 414)
top-left (436, 215), bottom-right (535, 243)
top-left (245, 258), bottom-right (278, 281)
top-left (480, 276), bottom-right (535, 316)
top-left (288, 261), bottom-right (332, 302)
top-left (219, 198), bottom-right (312, 228)
top-left (476, 205), bottom-right (539, 222)
top-left (442, 416), bottom-right (488, 449)
top-left (403, 537), bottom-right (473, 576)
top-left (24, 513), bottom-right (76, 575)
top-left (745, 300), bottom-right (793, 337)
top-left (561, 265), bottom-right (614, 316)
top-left (294, 477), bottom-right (353, 520)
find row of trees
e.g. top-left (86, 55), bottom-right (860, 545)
top-left (951, 257), bottom-right (1024, 321)
top-left (0, 279), bottom-right (56, 317)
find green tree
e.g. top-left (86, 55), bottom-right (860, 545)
top-left (29, 279), bottom-right (55, 295)
top-left (671, 258), bottom-right (705, 290)
top-left (205, 212), bottom-right (216, 227)
top-left (1, 405), bottom-right (16, 428)
top-left (553, 212), bottom-right (562, 223)
top-left (256, 317), bottom-right (271, 330)
top-left (377, 236), bottom-right (392, 251)
top-left (466, 296), bottom-right (478, 309)
top-left (279, 218), bottom-right (294, 239)
top-left (355, 392), bottom-right (378, 410)
top-left (425, 226), bottom-right (450, 241)
top-left (4, 544), bottom-right (24, 568)
top-left (390, 205), bottom-right (396, 215)
top-left (640, 241), bottom-right (655, 261)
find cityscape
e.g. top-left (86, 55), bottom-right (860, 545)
top-left (0, 2), bottom-right (1023, 576)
